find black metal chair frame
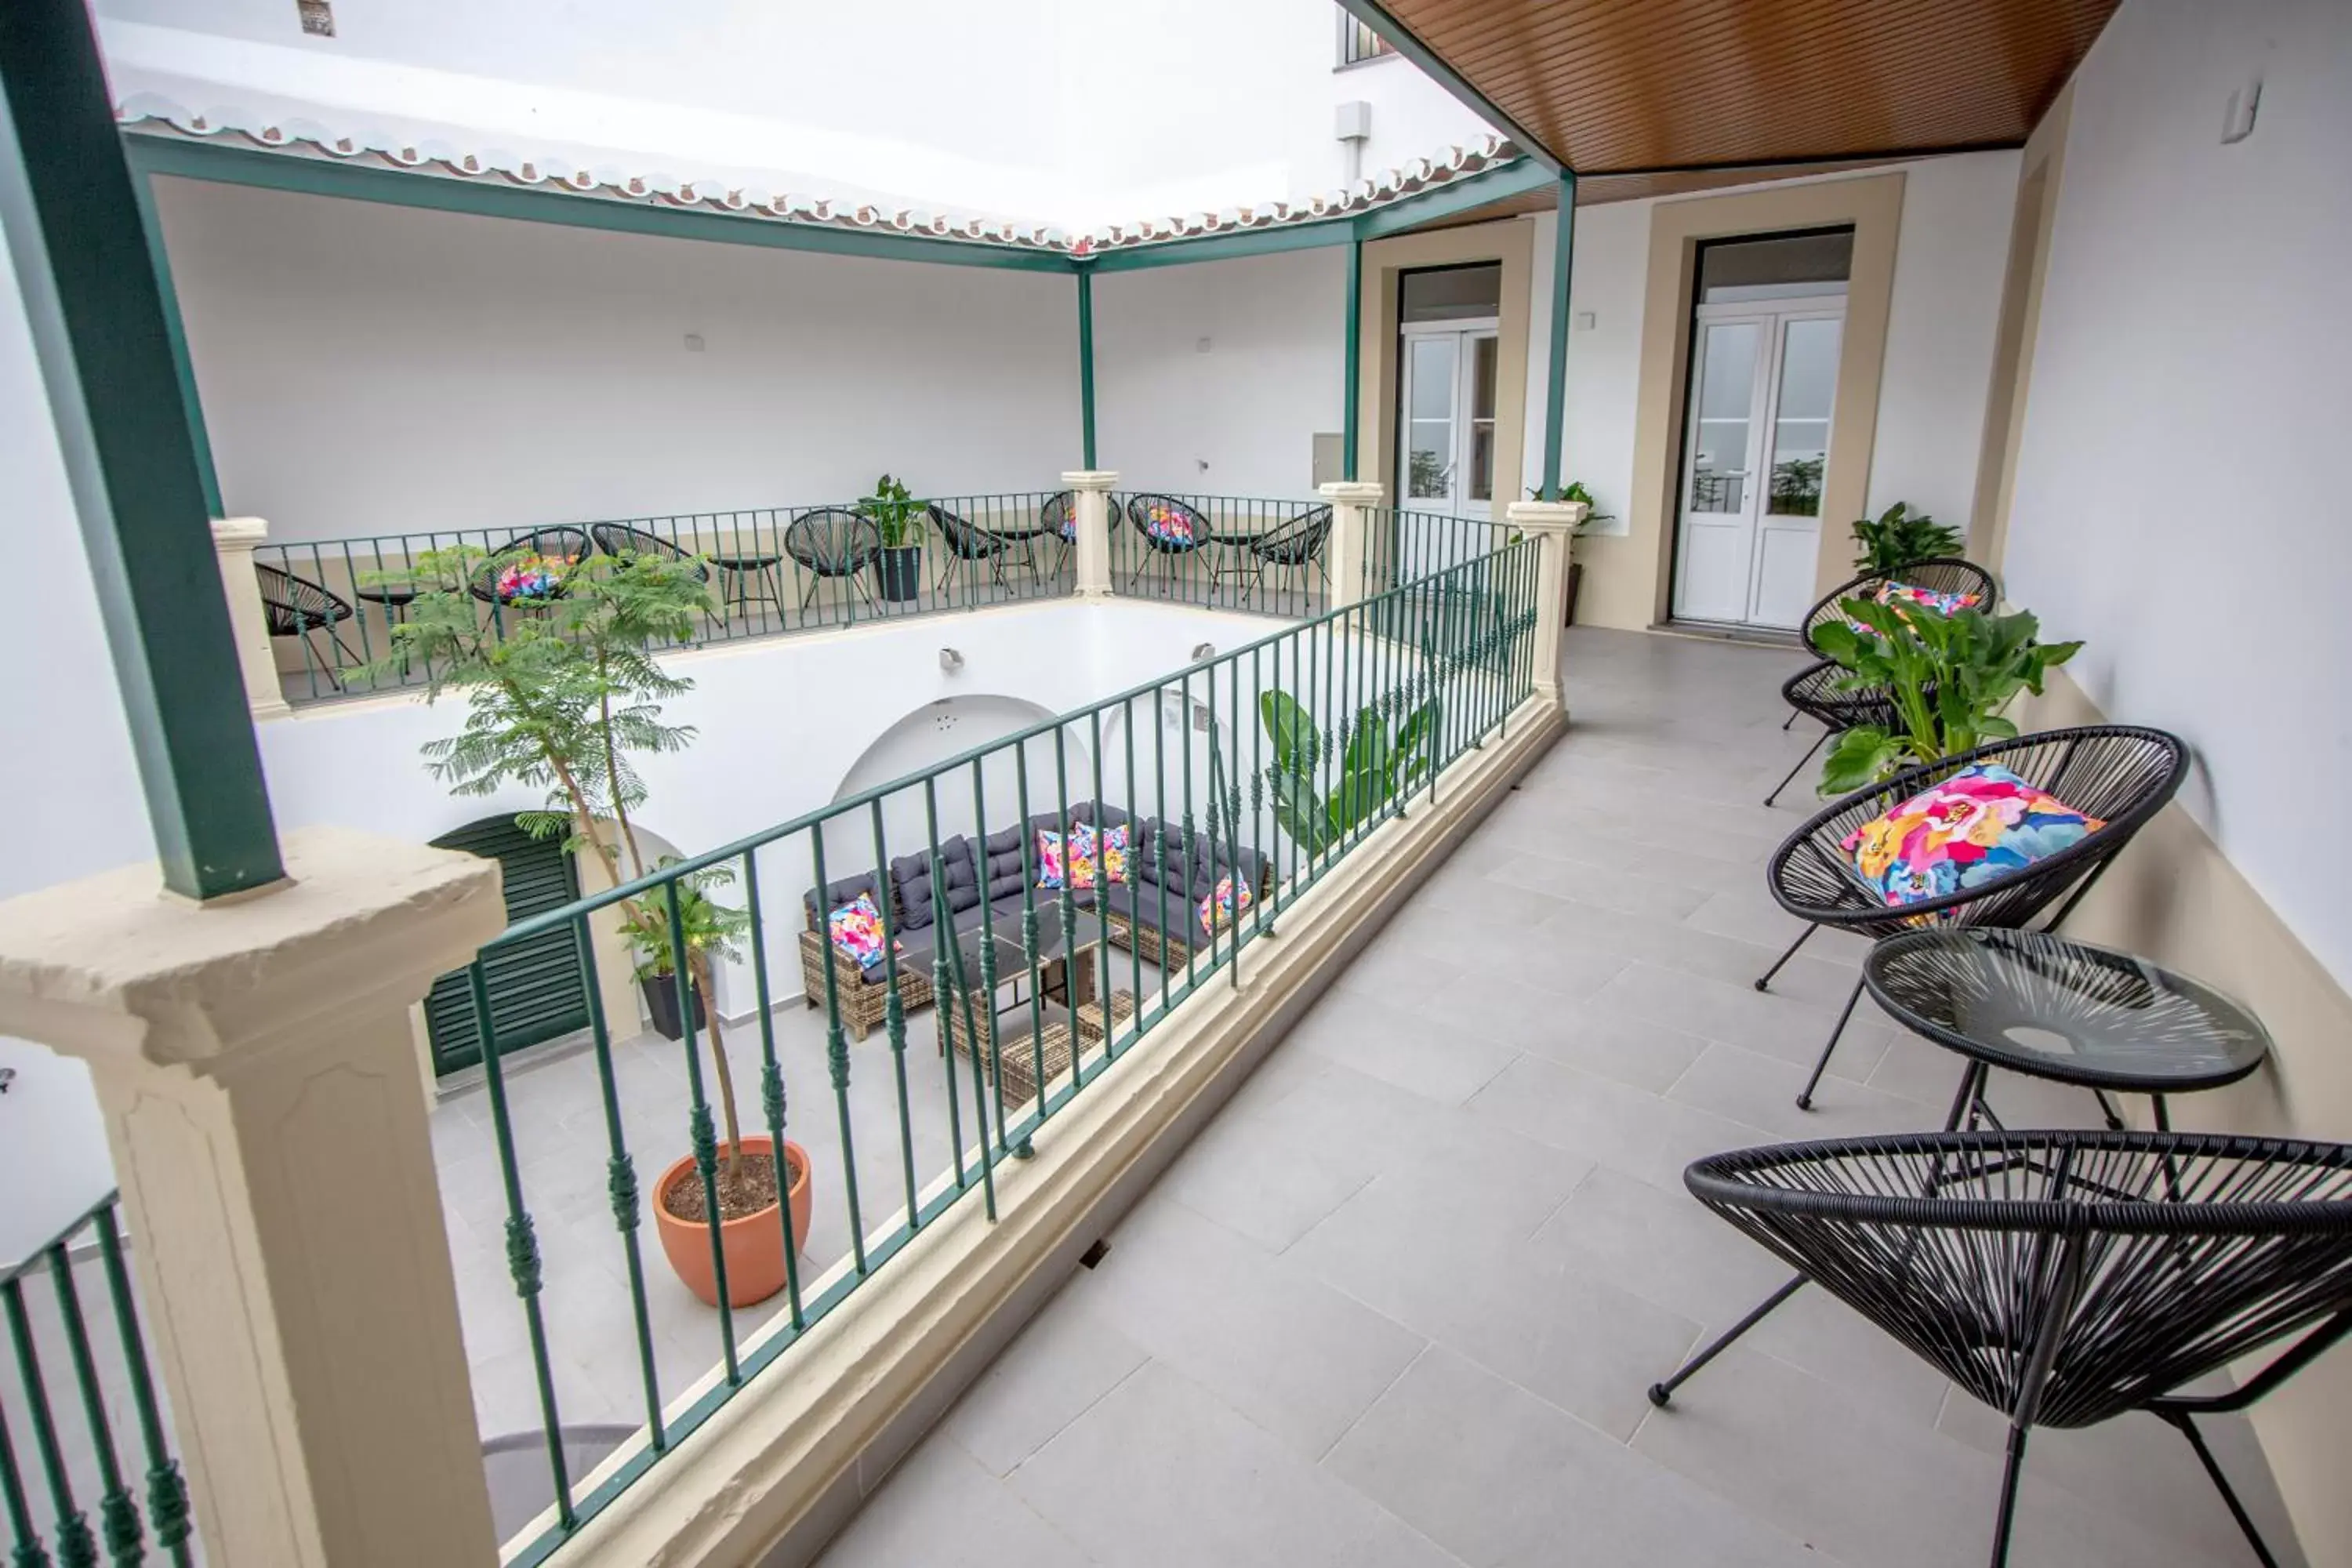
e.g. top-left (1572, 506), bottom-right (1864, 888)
top-left (785, 508), bottom-right (882, 614)
top-left (1650, 1130), bottom-right (2352, 1568)
top-left (1754, 725), bottom-right (2190, 1110)
top-left (584, 521), bottom-right (713, 583)
top-left (1247, 506), bottom-right (1333, 600)
top-left (929, 502), bottom-right (1029, 594)
top-left (466, 526), bottom-right (597, 611)
top-left (1124, 494), bottom-right (1208, 590)
top-left (254, 562), bottom-right (363, 692)
top-left (1766, 558), bottom-right (1997, 793)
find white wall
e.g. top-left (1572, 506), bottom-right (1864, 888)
top-left (2004, 0), bottom-right (2352, 988)
top-left (1521, 153), bottom-right (2020, 538)
top-left (97, 0), bottom-right (1499, 234)
top-left (1094, 247), bottom-right (1346, 498)
top-left (155, 179), bottom-right (1081, 543)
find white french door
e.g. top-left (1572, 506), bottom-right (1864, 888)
top-left (1398, 321), bottom-right (1500, 571)
top-left (1671, 299), bottom-right (1844, 629)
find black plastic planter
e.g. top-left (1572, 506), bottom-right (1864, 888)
top-left (640, 974), bottom-right (706, 1041)
top-left (874, 545), bottom-right (923, 603)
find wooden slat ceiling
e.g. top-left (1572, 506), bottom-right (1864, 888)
top-left (1373, 0), bottom-right (2117, 176)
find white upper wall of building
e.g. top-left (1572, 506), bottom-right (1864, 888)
top-left (2003, 0), bottom-right (2352, 988)
top-left (93, 0), bottom-right (1501, 235)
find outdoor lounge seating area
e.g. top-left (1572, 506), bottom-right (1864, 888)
top-left (799, 802), bottom-right (1272, 1041)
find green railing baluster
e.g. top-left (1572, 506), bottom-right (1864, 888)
top-left (1, 1392), bottom-right (46, 1568)
top-left (665, 884), bottom-right (740, 1377)
top-left (40, 1242), bottom-right (136, 1566)
top-left (869, 802), bottom-right (920, 1229)
top-left (1010, 748), bottom-right (1047, 1138)
top-left (1051, 734), bottom-right (1078, 1094)
top-left (2, 1279), bottom-right (93, 1568)
top-left (740, 854), bottom-right (806, 1332)
top-left (968, 761), bottom-right (1009, 1156)
top-left (92, 1210), bottom-right (191, 1568)
top-left (466, 960), bottom-right (573, 1530)
top-left (808, 833), bottom-right (868, 1273)
top-left (917, 781), bottom-right (971, 1195)
top-left (570, 915), bottom-right (668, 1446)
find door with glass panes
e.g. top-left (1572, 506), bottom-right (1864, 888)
top-left (1671, 300), bottom-right (1844, 628)
top-left (1397, 321), bottom-right (1499, 574)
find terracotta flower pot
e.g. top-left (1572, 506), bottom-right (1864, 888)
top-left (652, 1134), bottom-right (812, 1309)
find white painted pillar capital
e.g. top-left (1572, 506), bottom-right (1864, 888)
top-left (1504, 499), bottom-right (1589, 708)
top-left (0, 828), bottom-right (510, 1567)
top-left (1319, 481), bottom-right (1383, 608)
top-left (209, 517), bottom-right (291, 721)
top-left (1062, 470), bottom-right (1120, 598)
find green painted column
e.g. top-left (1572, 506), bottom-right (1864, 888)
top-left (1342, 236), bottom-right (1363, 481)
top-left (0, 0), bottom-right (283, 898)
top-left (129, 169), bottom-right (223, 519)
top-left (1076, 264), bottom-right (1097, 470)
top-left (1540, 171), bottom-right (1577, 499)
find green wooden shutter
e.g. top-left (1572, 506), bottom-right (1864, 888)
top-left (422, 817), bottom-right (593, 1076)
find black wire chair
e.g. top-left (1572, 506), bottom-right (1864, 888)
top-left (1797, 557), bottom-right (1998, 657)
top-left (1653, 1131), bottom-right (2352, 1568)
top-left (466, 525), bottom-right (596, 605)
top-left (1756, 725), bottom-right (2190, 1109)
top-left (930, 502), bottom-right (1026, 594)
top-left (254, 563), bottom-right (362, 691)
top-left (1124, 494), bottom-right (1207, 590)
top-left (1762, 659), bottom-right (1927, 808)
top-left (1037, 490), bottom-right (1094, 578)
top-left (1766, 559), bottom-right (1998, 797)
top-left (585, 521), bottom-right (712, 582)
top-left (1247, 505), bottom-right (1333, 602)
top-left (785, 508), bottom-right (881, 612)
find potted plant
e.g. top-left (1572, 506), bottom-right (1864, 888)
top-left (862, 474), bottom-right (927, 602)
top-left (1850, 500), bottom-right (1964, 573)
top-left (365, 543), bottom-right (811, 1309)
top-left (1811, 597), bottom-right (2082, 796)
top-left (1258, 688), bottom-right (1438, 853)
top-left (1526, 482), bottom-right (1611, 625)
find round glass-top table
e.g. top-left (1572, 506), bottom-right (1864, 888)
top-left (1865, 927), bottom-right (2272, 1129)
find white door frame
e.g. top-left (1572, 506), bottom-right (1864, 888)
top-left (1396, 317), bottom-right (1501, 521)
top-left (1671, 292), bottom-right (1846, 627)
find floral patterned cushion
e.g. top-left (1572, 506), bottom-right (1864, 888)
top-left (828, 891), bottom-right (888, 971)
top-left (1142, 501), bottom-right (1197, 548)
top-left (1036, 828), bottom-right (1073, 890)
top-left (1842, 763), bottom-right (2104, 908)
top-left (1872, 579), bottom-right (1982, 618)
top-left (1198, 875), bottom-right (1254, 936)
top-left (495, 553), bottom-right (573, 603)
top-left (1097, 823), bottom-right (1131, 887)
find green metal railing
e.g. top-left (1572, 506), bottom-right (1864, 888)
top-left (2, 1196), bottom-right (195, 1567)
top-left (1108, 493), bottom-right (1334, 618)
top-left (459, 533), bottom-right (1541, 1564)
top-left (252, 491), bottom-right (1076, 705)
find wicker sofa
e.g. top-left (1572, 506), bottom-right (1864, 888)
top-left (799, 802), bottom-right (1270, 1040)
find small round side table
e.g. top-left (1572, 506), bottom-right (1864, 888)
top-left (1865, 927), bottom-right (2273, 1133)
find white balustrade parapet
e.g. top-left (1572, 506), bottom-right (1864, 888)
top-left (1060, 470), bottom-right (1119, 598)
top-left (209, 517), bottom-right (291, 720)
top-left (0, 828), bottom-right (510, 1567)
top-left (1317, 480), bottom-right (1383, 609)
top-left (1504, 499), bottom-right (1589, 709)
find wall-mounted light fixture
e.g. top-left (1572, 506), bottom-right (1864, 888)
top-left (1191, 642), bottom-right (1216, 662)
top-left (938, 647), bottom-right (964, 673)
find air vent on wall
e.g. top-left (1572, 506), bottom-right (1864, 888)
top-left (298, 1), bottom-right (336, 38)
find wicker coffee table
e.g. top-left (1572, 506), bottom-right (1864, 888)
top-left (946, 989), bottom-right (1137, 1109)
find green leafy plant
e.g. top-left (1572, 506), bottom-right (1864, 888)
top-left (1527, 481), bottom-right (1616, 532)
top-left (622, 860), bottom-right (752, 980)
top-left (1258, 690), bottom-right (1437, 854)
top-left (1811, 599), bottom-right (2082, 796)
top-left (1407, 448), bottom-right (1448, 499)
top-left (1850, 501), bottom-right (1963, 573)
top-left (365, 544), bottom-right (763, 1192)
top-left (859, 474), bottom-right (927, 549)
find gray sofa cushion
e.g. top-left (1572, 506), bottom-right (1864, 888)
top-left (804, 870), bottom-right (887, 928)
top-left (890, 836), bottom-right (977, 933)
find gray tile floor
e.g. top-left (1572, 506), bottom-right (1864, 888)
top-left (812, 626), bottom-right (2307, 1568)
